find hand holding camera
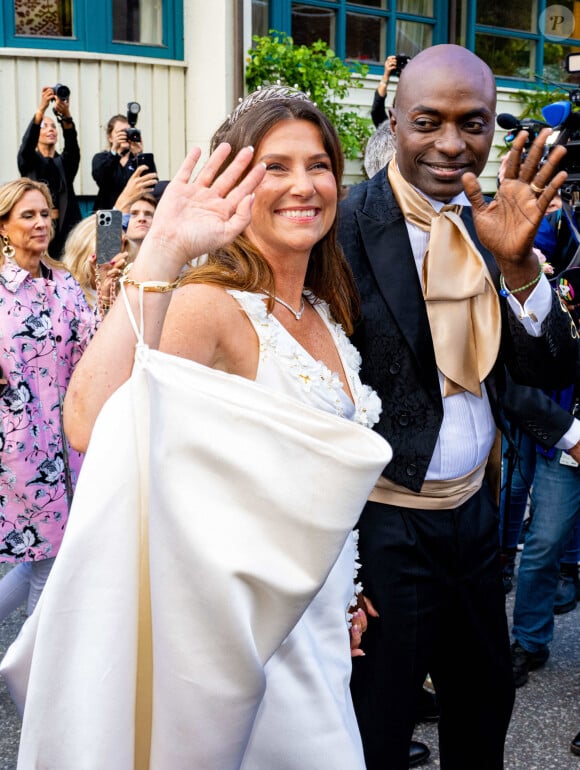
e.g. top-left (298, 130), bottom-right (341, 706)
top-left (383, 55), bottom-right (398, 81)
top-left (38, 87), bottom-right (54, 115)
top-left (393, 54), bottom-right (411, 78)
top-left (52, 84), bottom-right (72, 123)
top-left (35, 85), bottom-right (73, 126)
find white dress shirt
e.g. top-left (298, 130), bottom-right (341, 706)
top-left (405, 191), bottom-right (577, 479)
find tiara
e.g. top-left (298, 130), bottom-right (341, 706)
top-left (224, 84), bottom-right (315, 129)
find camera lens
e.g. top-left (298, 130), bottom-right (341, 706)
top-left (54, 84), bottom-right (70, 100)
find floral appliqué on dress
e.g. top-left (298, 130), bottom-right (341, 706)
top-left (228, 290), bottom-right (382, 429)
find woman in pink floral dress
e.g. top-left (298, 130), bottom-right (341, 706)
top-left (0, 178), bottom-right (95, 622)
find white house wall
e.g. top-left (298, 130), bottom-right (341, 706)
top-left (0, 48), bottom-right (187, 194)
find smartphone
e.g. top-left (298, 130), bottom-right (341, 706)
top-left (136, 152), bottom-right (157, 175)
top-left (96, 209), bottom-right (123, 265)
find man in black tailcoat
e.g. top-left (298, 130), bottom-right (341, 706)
top-left (339, 44), bottom-right (578, 770)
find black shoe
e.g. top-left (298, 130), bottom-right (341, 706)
top-left (503, 573), bottom-right (513, 594)
top-left (409, 740), bottom-right (430, 767)
top-left (511, 641), bottom-right (549, 687)
top-left (415, 686), bottom-right (439, 723)
top-left (554, 573), bottom-right (579, 615)
top-left (570, 730), bottom-right (580, 756)
top-left (502, 551), bottom-right (516, 594)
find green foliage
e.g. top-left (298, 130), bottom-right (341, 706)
top-left (245, 30), bottom-right (373, 160)
top-left (508, 85), bottom-right (569, 120)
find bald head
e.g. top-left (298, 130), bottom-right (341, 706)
top-left (390, 44), bottom-right (496, 201)
top-left (398, 45), bottom-right (496, 112)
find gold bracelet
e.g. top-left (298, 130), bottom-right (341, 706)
top-left (121, 275), bottom-right (180, 293)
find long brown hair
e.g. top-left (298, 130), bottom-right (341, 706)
top-left (0, 178), bottom-right (61, 271)
top-left (180, 95), bottom-right (359, 334)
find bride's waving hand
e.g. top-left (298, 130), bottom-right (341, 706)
top-left (64, 144), bottom-right (265, 452)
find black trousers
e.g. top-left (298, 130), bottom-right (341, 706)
top-left (350, 485), bottom-right (515, 770)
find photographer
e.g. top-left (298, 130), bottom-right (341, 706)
top-left (17, 85), bottom-right (82, 259)
top-left (371, 54), bottom-right (410, 128)
top-left (91, 112), bottom-right (157, 211)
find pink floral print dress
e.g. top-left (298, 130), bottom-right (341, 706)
top-left (0, 258), bottom-right (95, 562)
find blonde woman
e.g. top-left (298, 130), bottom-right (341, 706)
top-left (0, 178), bottom-right (95, 630)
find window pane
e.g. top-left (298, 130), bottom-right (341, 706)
top-left (543, 41), bottom-right (580, 84)
top-left (346, 12), bottom-right (384, 61)
top-left (113, 0), bottom-right (162, 45)
top-left (292, 5), bottom-right (335, 47)
top-left (476, 1), bottom-right (533, 32)
top-left (396, 21), bottom-right (432, 56)
top-left (397, 0), bottom-right (434, 15)
top-left (14, 0), bottom-right (73, 37)
top-left (348, 0), bottom-right (387, 9)
top-left (252, 0), bottom-right (269, 38)
top-left (475, 34), bottom-right (533, 78)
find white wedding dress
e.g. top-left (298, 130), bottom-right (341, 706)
top-left (1, 289), bottom-right (392, 770)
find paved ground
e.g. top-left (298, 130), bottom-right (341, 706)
top-left (0, 562), bottom-right (579, 768)
top-left (414, 570), bottom-right (580, 770)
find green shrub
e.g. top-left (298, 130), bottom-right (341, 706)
top-left (245, 30), bottom-right (373, 160)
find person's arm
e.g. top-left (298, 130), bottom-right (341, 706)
top-left (371, 56), bottom-right (397, 128)
top-left (567, 436), bottom-right (580, 463)
top-left (91, 151), bottom-right (120, 186)
top-left (64, 143), bottom-right (266, 452)
top-left (503, 374), bottom-right (580, 462)
top-left (56, 95), bottom-right (80, 180)
top-left (370, 92), bottom-right (388, 130)
top-left (113, 166), bottom-right (158, 212)
top-left (464, 127), bottom-right (567, 304)
top-left (502, 376), bottom-right (575, 449)
top-left (464, 128), bottom-right (577, 385)
top-left (17, 87), bottom-right (52, 174)
top-left (17, 119), bottom-right (41, 175)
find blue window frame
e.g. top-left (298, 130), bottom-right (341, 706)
top-left (1, 0), bottom-right (183, 60)
top-left (267, 0), bottom-right (448, 75)
top-left (465, 0), bottom-right (580, 88)
top-left (260, 0), bottom-right (580, 88)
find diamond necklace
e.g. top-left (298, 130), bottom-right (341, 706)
top-left (263, 290), bottom-right (306, 320)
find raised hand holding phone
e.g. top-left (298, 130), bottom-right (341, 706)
top-left (95, 209), bottom-right (123, 265)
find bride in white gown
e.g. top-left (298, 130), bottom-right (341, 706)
top-left (1, 87), bottom-right (392, 770)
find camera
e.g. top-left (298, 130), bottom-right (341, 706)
top-left (540, 54), bottom-right (580, 201)
top-left (126, 128), bottom-right (142, 142)
top-left (393, 54), bottom-right (411, 78)
top-left (126, 101), bottom-right (141, 143)
top-left (530, 53), bottom-right (580, 273)
top-left (53, 84), bottom-right (70, 102)
top-left (497, 113), bottom-right (550, 151)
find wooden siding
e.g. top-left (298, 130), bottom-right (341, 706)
top-left (0, 49), bottom-right (187, 196)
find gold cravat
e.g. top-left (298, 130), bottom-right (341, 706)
top-left (387, 157), bottom-right (501, 397)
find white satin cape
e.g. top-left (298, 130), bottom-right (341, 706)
top-left (1, 340), bottom-right (391, 770)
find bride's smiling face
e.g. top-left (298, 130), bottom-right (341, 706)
top-left (243, 118), bottom-right (337, 264)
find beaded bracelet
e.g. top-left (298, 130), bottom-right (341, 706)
top-left (499, 266), bottom-right (543, 297)
top-left (120, 275), bottom-right (180, 293)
